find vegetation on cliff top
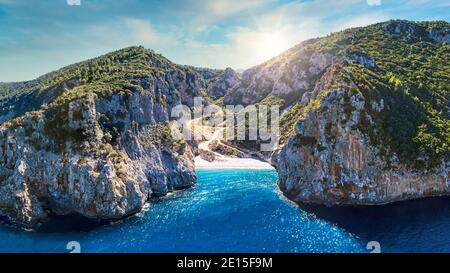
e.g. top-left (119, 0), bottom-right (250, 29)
top-left (277, 20), bottom-right (449, 169)
top-left (1, 46), bottom-right (211, 157)
top-left (1, 20), bottom-right (448, 169)
top-left (0, 46), bottom-right (217, 123)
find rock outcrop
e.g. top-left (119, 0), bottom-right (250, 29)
top-left (0, 90), bottom-right (196, 227)
top-left (234, 20), bottom-right (449, 206)
top-left (0, 20), bottom-right (449, 227)
top-left (278, 84), bottom-right (449, 205)
top-left (206, 68), bottom-right (240, 100)
top-left (224, 46), bottom-right (333, 106)
top-left (384, 20), bottom-right (450, 43)
top-left (0, 46), bottom-right (219, 227)
top-left (273, 20), bottom-right (450, 205)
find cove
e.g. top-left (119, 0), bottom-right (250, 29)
top-left (0, 169), bottom-right (449, 253)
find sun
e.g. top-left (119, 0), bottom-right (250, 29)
top-left (258, 31), bottom-right (290, 61)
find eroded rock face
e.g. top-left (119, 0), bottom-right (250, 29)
top-left (207, 68), bottom-right (240, 100)
top-left (0, 46), bottom-right (226, 227)
top-left (384, 20), bottom-right (450, 44)
top-left (278, 87), bottom-right (449, 205)
top-left (1, 20), bottom-right (449, 227)
top-left (247, 20), bottom-right (450, 206)
top-left (0, 91), bottom-right (195, 227)
top-left (223, 47), bottom-right (333, 106)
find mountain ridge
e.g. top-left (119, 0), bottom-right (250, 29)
top-left (0, 19), bottom-right (449, 227)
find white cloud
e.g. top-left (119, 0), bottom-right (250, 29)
top-left (333, 12), bottom-right (390, 31)
top-left (119, 0), bottom-right (391, 70)
top-left (2, 0), bottom-right (448, 82)
top-left (160, 0), bottom-right (272, 35)
top-left (403, 0), bottom-right (449, 7)
top-left (124, 18), bottom-right (179, 47)
top-left (366, 0), bottom-right (382, 6)
top-left (204, 0), bottom-right (271, 18)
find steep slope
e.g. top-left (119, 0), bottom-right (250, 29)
top-left (0, 20), bottom-right (449, 227)
top-left (206, 68), bottom-right (240, 100)
top-left (0, 46), bottom-right (221, 227)
top-left (224, 39), bottom-right (332, 107)
top-left (255, 20), bottom-right (449, 205)
top-left (0, 46), bottom-right (217, 122)
top-left (225, 20), bottom-right (449, 109)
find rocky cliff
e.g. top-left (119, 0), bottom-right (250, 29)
top-left (225, 20), bottom-right (449, 109)
top-left (0, 20), bottom-right (449, 227)
top-left (0, 46), bottom-right (219, 227)
top-left (272, 20), bottom-right (449, 205)
top-left (223, 41), bottom-right (333, 107)
top-left (206, 68), bottom-right (240, 100)
top-left (278, 65), bottom-right (449, 205)
top-left (221, 20), bottom-right (449, 206)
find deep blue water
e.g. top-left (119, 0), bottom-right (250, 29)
top-left (0, 169), bottom-right (449, 253)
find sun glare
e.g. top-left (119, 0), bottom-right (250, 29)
top-left (258, 31), bottom-right (289, 61)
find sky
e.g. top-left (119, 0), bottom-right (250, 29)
top-left (0, 0), bottom-right (449, 82)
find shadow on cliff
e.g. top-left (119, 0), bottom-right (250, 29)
top-left (28, 194), bottom-right (189, 233)
top-left (297, 197), bottom-right (450, 250)
top-left (35, 214), bottom-right (110, 233)
top-left (0, 213), bottom-right (106, 233)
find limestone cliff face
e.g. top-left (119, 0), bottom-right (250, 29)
top-left (384, 20), bottom-right (450, 43)
top-left (0, 90), bottom-right (195, 227)
top-left (226, 20), bottom-right (449, 206)
top-left (0, 46), bottom-right (210, 227)
top-left (278, 85), bottom-right (449, 205)
top-left (224, 46), bottom-right (333, 106)
top-left (0, 20), bottom-right (449, 227)
top-left (224, 20), bottom-right (449, 109)
top-left (207, 68), bottom-right (240, 100)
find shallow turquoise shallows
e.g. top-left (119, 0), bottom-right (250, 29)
top-left (0, 169), bottom-right (449, 253)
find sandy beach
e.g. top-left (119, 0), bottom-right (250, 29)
top-left (195, 156), bottom-right (274, 170)
top-left (191, 121), bottom-right (274, 170)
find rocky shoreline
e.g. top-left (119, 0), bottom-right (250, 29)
top-left (0, 20), bottom-right (449, 227)
top-left (0, 90), bottom-right (196, 227)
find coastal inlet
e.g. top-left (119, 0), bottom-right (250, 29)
top-left (0, 169), bottom-right (449, 253)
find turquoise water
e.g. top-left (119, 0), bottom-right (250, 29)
top-left (0, 169), bottom-right (449, 253)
